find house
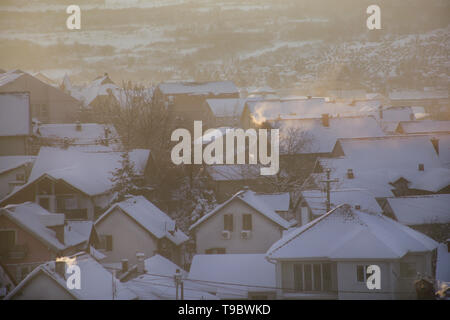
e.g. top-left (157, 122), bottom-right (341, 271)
top-left (0, 70), bottom-right (81, 123)
top-left (388, 89), bottom-right (449, 115)
top-left (188, 254), bottom-right (276, 299)
top-left (0, 202), bottom-right (98, 283)
top-left (190, 189), bottom-right (293, 255)
top-left (153, 81), bottom-right (239, 131)
top-left (5, 252), bottom-right (137, 300)
top-left (297, 189), bottom-right (382, 226)
top-left (123, 254), bottom-right (216, 300)
top-left (34, 122), bottom-right (120, 151)
top-left (202, 165), bottom-right (272, 202)
top-left (383, 195), bottom-right (450, 242)
top-left (0, 92), bottom-right (32, 156)
top-left (0, 156), bottom-right (35, 200)
top-left (266, 204), bottom-right (438, 300)
top-left (246, 98), bottom-right (380, 125)
top-left (63, 73), bottom-right (120, 108)
top-left (269, 116), bottom-right (385, 190)
top-left (0, 147), bottom-right (153, 220)
top-left (313, 135), bottom-right (450, 200)
top-left (205, 98), bottom-right (247, 127)
top-left (395, 120), bottom-right (450, 135)
top-left (95, 196), bottom-right (188, 266)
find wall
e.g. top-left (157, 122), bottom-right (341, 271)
top-left (194, 198), bottom-right (284, 254)
top-left (0, 74), bottom-right (80, 123)
top-left (0, 166), bottom-right (27, 200)
top-left (95, 207), bottom-right (159, 265)
top-left (0, 136), bottom-right (28, 156)
top-left (10, 272), bottom-right (74, 300)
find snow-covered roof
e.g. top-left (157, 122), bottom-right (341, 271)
top-left (96, 196), bottom-right (188, 246)
top-left (267, 204), bottom-right (438, 261)
top-left (35, 123), bottom-right (119, 146)
top-left (0, 92), bottom-right (30, 136)
top-left (315, 135), bottom-right (450, 196)
top-left (28, 147), bottom-right (149, 196)
top-left (1, 202), bottom-right (89, 252)
top-left (190, 190), bottom-right (291, 230)
top-left (385, 195), bottom-right (450, 226)
top-left (188, 254), bottom-right (276, 299)
top-left (5, 253), bottom-right (137, 300)
top-left (205, 164), bottom-right (261, 181)
top-left (379, 106), bottom-right (415, 121)
top-left (273, 116), bottom-right (385, 154)
top-left (389, 90), bottom-right (448, 101)
top-left (249, 99), bottom-right (379, 123)
top-left (125, 254), bottom-right (216, 300)
top-left (396, 120), bottom-right (450, 134)
top-left (253, 192), bottom-right (290, 212)
top-left (0, 70), bottom-right (24, 88)
top-left (206, 98), bottom-right (246, 118)
top-left (68, 75), bottom-right (120, 107)
top-left (335, 135), bottom-right (442, 170)
top-left (0, 156), bottom-right (35, 175)
top-left (158, 81), bottom-right (238, 96)
top-left (301, 189), bottom-right (382, 216)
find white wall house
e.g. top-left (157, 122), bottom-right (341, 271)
top-left (95, 196), bottom-right (188, 266)
top-left (266, 204), bottom-right (438, 300)
top-left (190, 190), bottom-right (293, 255)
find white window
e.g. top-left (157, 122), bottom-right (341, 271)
top-left (293, 263), bottom-right (332, 292)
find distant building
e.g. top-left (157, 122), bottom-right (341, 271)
top-left (0, 70), bottom-right (81, 123)
top-left (0, 92), bottom-right (32, 156)
top-left (153, 81), bottom-right (239, 131)
top-left (395, 120), bottom-right (450, 135)
top-left (267, 204), bottom-right (438, 300)
top-left (190, 189), bottom-right (293, 255)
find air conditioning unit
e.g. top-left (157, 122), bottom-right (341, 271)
top-left (241, 230), bottom-right (252, 240)
top-left (222, 230), bottom-right (231, 240)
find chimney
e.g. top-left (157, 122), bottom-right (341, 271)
top-left (431, 137), bottom-right (439, 155)
top-left (55, 260), bottom-right (66, 278)
top-left (307, 95), bottom-right (312, 99)
top-left (75, 121), bottom-right (82, 131)
top-left (355, 204), bottom-right (361, 210)
top-left (136, 253), bottom-right (145, 274)
top-left (378, 106), bottom-right (383, 119)
top-left (321, 114), bottom-right (330, 127)
top-left (347, 169), bottom-right (354, 179)
top-left (121, 259), bottom-right (129, 273)
top-left (418, 163), bottom-right (424, 171)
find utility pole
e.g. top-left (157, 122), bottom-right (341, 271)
top-left (174, 269), bottom-right (183, 300)
top-left (321, 169), bottom-right (339, 212)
